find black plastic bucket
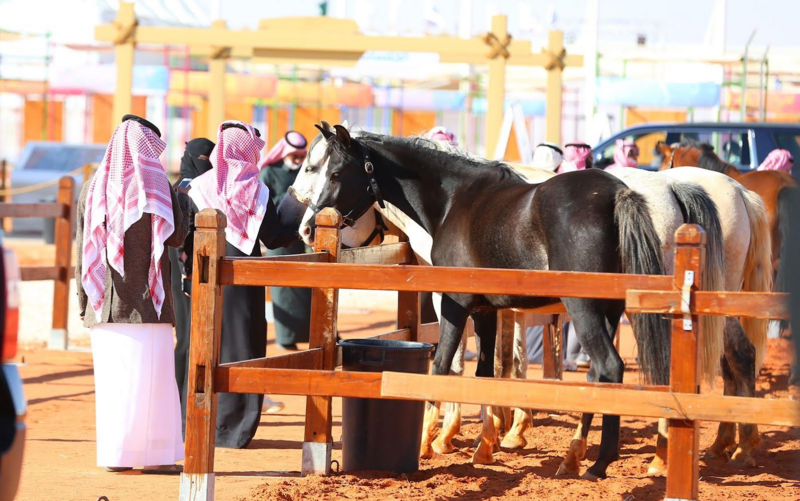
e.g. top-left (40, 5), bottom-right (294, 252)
top-left (340, 338), bottom-right (434, 473)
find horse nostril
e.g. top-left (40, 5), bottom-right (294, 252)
top-left (300, 225), bottom-right (311, 237)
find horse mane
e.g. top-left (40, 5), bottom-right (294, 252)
top-left (330, 130), bottom-right (526, 183)
top-left (676, 139), bottom-right (739, 174)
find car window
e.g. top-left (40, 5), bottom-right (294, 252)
top-left (22, 146), bottom-right (105, 172)
top-left (713, 132), bottom-right (751, 167)
top-left (770, 132), bottom-right (800, 165)
top-left (597, 131), bottom-right (666, 168)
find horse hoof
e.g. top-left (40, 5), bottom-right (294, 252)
top-left (500, 433), bottom-right (527, 450)
top-left (729, 448), bottom-right (757, 468)
top-left (704, 447), bottom-right (732, 462)
top-left (472, 443), bottom-right (496, 465)
top-left (419, 443), bottom-right (435, 460)
top-left (646, 466), bottom-right (666, 477)
top-left (431, 438), bottom-right (455, 455)
top-left (581, 470), bottom-right (603, 481)
top-left (556, 462), bottom-right (579, 476)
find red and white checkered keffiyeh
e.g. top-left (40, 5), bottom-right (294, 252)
top-left (189, 121), bottom-right (268, 255)
top-left (81, 120), bottom-right (175, 322)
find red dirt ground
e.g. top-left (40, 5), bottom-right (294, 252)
top-left (9, 240), bottom-right (800, 500)
top-left (13, 327), bottom-right (800, 501)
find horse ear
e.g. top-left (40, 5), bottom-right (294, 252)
top-left (315, 123), bottom-right (334, 140)
top-left (656, 141), bottom-right (671, 156)
top-left (341, 119), bottom-right (350, 129)
top-left (319, 120), bottom-right (333, 132)
top-left (334, 125), bottom-right (352, 148)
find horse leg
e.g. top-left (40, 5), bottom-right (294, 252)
top-left (471, 310), bottom-right (501, 465)
top-left (421, 293), bottom-right (471, 460)
top-left (574, 301), bottom-right (624, 480)
top-left (432, 328), bottom-right (467, 455)
top-left (557, 412), bottom-right (593, 475)
top-left (725, 319), bottom-right (761, 467)
top-left (501, 311), bottom-right (533, 450)
top-left (497, 311), bottom-right (515, 441)
top-left (705, 358), bottom-right (738, 461)
top-left (647, 418), bottom-right (669, 476)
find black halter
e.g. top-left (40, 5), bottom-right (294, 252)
top-left (308, 146), bottom-right (386, 229)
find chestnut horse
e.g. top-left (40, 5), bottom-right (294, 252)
top-left (659, 140), bottom-right (797, 289)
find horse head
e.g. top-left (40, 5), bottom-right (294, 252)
top-left (299, 124), bottom-right (384, 246)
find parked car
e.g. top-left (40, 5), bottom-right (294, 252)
top-left (0, 231), bottom-right (24, 501)
top-left (593, 123), bottom-right (800, 174)
top-left (10, 142), bottom-right (105, 233)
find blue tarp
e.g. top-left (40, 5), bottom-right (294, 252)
top-left (596, 78), bottom-right (721, 108)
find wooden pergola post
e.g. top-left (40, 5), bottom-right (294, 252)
top-left (208, 20), bottom-right (229, 139)
top-left (485, 15), bottom-right (509, 158)
top-left (544, 30), bottom-right (566, 145)
top-left (111, 2), bottom-right (136, 132)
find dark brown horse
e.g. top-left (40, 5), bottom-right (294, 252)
top-left (658, 140), bottom-right (797, 289)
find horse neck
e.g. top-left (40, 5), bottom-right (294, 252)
top-left (380, 201), bottom-right (434, 265)
top-left (370, 139), bottom-right (487, 237)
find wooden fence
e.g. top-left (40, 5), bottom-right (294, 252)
top-left (0, 177), bottom-right (75, 349)
top-left (180, 207), bottom-right (796, 501)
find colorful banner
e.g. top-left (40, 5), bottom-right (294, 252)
top-left (725, 88), bottom-right (800, 115)
top-left (596, 78), bottom-right (721, 108)
top-left (50, 64), bottom-right (170, 95)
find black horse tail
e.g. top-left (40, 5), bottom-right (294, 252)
top-left (669, 182), bottom-right (726, 386)
top-left (614, 188), bottom-right (671, 385)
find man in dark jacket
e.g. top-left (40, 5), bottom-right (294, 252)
top-left (258, 131), bottom-right (311, 351)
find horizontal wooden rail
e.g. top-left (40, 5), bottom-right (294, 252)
top-left (217, 260), bottom-right (673, 299)
top-left (217, 348), bottom-right (322, 370)
top-left (339, 242), bottom-right (414, 265)
top-left (380, 372), bottom-right (800, 427)
top-left (419, 322), bottom-right (440, 344)
top-left (365, 328), bottom-right (412, 341)
top-left (20, 265), bottom-right (75, 282)
top-left (513, 303), bottom-right (568, 315)
top-left (627, 290), bottom-right (790, 320)
top-left (0, 203), bottom-right (67, 219)
top-left (225, 252), bottom-right (329, 264)
top-left (214, 368), bottom-right (392, 399)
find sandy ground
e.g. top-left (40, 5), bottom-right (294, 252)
top-left (8, 238), bottom-right (800, 500)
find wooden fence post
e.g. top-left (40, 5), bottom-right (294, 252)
top-left (302, 208), bottom-right (342, 476)
top-left (666, 224), bottom-right (705, 501)
top-left (49, 177), bottom-right (74, 350)
top-left (397, 289), bottom-right (420, 342)
top-left (542, 315), bottom-right (563, 380)
top-left (181, 209), bottom-right (226, 501)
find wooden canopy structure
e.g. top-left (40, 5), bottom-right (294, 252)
top-left (96, 2), bottom-right (582, 151)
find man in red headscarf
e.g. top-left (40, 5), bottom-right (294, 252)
top-left (257, 131), bottom-right (312, 351)
top-left (185, 121), bottom-right (300, 447)
top-left (77, 115), bottom-right (191, 474)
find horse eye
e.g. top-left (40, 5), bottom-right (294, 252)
top-left (331, 172), bottom-right (340, 179)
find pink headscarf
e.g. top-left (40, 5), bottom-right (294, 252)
top-left (757, 149), bottom-right (794, 172)
top-left (81, 119), bottom-right (175, 322)
top-left (190, 121), bottom-right (268, 255)
top-left (606, 139), bottom-right (639, 170)
top-left (425, 126), bottom-right (458, 146)
top-left (557, 143), bottom-right (592, 174)
top-left (259, 131), bottom-right (308, 169)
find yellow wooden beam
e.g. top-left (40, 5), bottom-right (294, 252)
top-left (545, 30), bottom-right (565, 145)
top-left (485, 15), bottom-right (508, 159)
top-left (111, 2), bottom-right (136, 133)
top-left (208, 20), bottom-right (228, 140)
